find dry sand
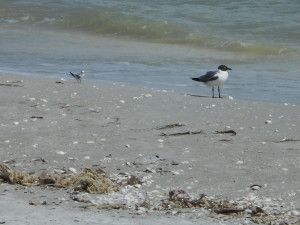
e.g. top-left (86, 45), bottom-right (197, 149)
top-left (0, 73), bottom-right (300, 225)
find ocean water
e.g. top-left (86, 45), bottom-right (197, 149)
top-left (0, 1), bottom-right (300, 104)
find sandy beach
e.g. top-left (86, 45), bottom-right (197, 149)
top-left (1, 73), bottom-right (300, 225)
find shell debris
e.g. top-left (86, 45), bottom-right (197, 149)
top-left (236, 160), bottom-right (244, 165)
top-left (265, 119), bottom-right (272, 124)
top-left (57, 151), bottom-right (66, 155)
top-left (68, 168), bottom-right (78, 174)
top-left (250, 185), bottom-right (262, 190)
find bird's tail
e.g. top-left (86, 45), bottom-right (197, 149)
top-left (70, 72), bottom-right (75, 78)
top-left (191, 77), bottom-right (201, 82)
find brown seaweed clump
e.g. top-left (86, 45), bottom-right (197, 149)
top-left (162, 189), bottom-right (243, 214)
top-left (0, 165), bottom-right (114, 194)
top-left (56, 168), bottom-right (114, 194)
top-left (0, 165), bottom-right (38, 185)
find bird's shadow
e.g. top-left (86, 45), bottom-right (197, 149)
top-left (185, 94), bottom-right (210, 98)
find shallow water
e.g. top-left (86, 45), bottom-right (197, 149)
top-left (0, 1), bottom-right (300, 104)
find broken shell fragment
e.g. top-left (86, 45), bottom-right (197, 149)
top-left (250, 184), bottom-right (262, 190)
top-left (265, 120), bottom-right (272, 124)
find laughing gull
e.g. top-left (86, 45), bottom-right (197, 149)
top-left (191, 65), bottom-right (232, 98)
top-left (70, 70), bottom-right (85, 83)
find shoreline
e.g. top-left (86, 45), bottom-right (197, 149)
top-left (1, 72), bottom-right (300, 224)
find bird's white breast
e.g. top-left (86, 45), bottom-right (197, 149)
top-left (205, 70), bottom-right (228, 87)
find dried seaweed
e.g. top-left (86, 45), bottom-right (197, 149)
top-left (81, 204), bottom-right (128, 210)
top-left (162, 190), bottom-right (239, 213)
top-left (55, 168), bottom-right (114, 194)
top-left (161, 189), bottom-right (297, 224)
top-left (30, 116), bottom-right (44, 119)
top-left (274, 138), bottom-right (300, 143)
top-left (219, 139), bottom-right (233, 142)
top-left (214, 208), bottom-right (246, 215)
top-left (0, 83), bottom-right (24, 87)
top-left (126, 175), bottom-right (142, 185)
top-left (215, 130), bottom-right (237, 136)
top-left (0, 165), bottom-right (38, 185)
top-left (156, 123), bottom-right (186, 130)
top-left (160, 131), bottom-right (204, 137)
top-left (0, 165), bottom-right (114, 194)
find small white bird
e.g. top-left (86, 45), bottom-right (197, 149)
top-left (70, 70), bottom-right (85, 83)
top-left (191, 65), bottom-right (232, 98)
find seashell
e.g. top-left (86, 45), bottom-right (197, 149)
top-left (13, 121), bottom-right (19, 125)
top-left (265, 120), bottom-right (272, 124)
top-left (172, 171), bottom-right (180, 175)
top-left (250, 184), bottom-right (262, 190)
top-left (144, 94), bottom-right (152, 98)
top-left (57, 151), bottom-right (66, 155)
top-left (228, 96), bottom-right (234, 100)
top-left (68, 167), bottom-right (77, 174)
top-left (290, 210), bottom-right (300, 216)
top-left (53, 169), bottom-right (65, 174)
top-left (29, 200), bottom-right (38, 206)
top-left (119, 100), bottom-right (125, 104)
top-left (236, 160), bottom-right (244, 165)
top-left (136, 207), bottom-right (146, 214)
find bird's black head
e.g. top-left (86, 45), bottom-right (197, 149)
top-left (218, 65), bottom-right (232, 71)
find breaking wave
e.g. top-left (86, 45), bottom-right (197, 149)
top-left (0, 3), bottom-right (298, 56)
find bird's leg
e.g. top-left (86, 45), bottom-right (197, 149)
top-left (212, 87), bottom-right (215, 98)
top-left (218, 86), bottom-right (221, 98)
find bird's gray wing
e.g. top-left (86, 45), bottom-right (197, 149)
top-left (197, 71), bottom-right (218, 82)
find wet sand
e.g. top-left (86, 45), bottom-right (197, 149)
top-left (1, 73), bottom-right (300, 224)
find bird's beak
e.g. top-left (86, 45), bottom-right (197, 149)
top-left (227, 68), bottom-right (232, 70)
